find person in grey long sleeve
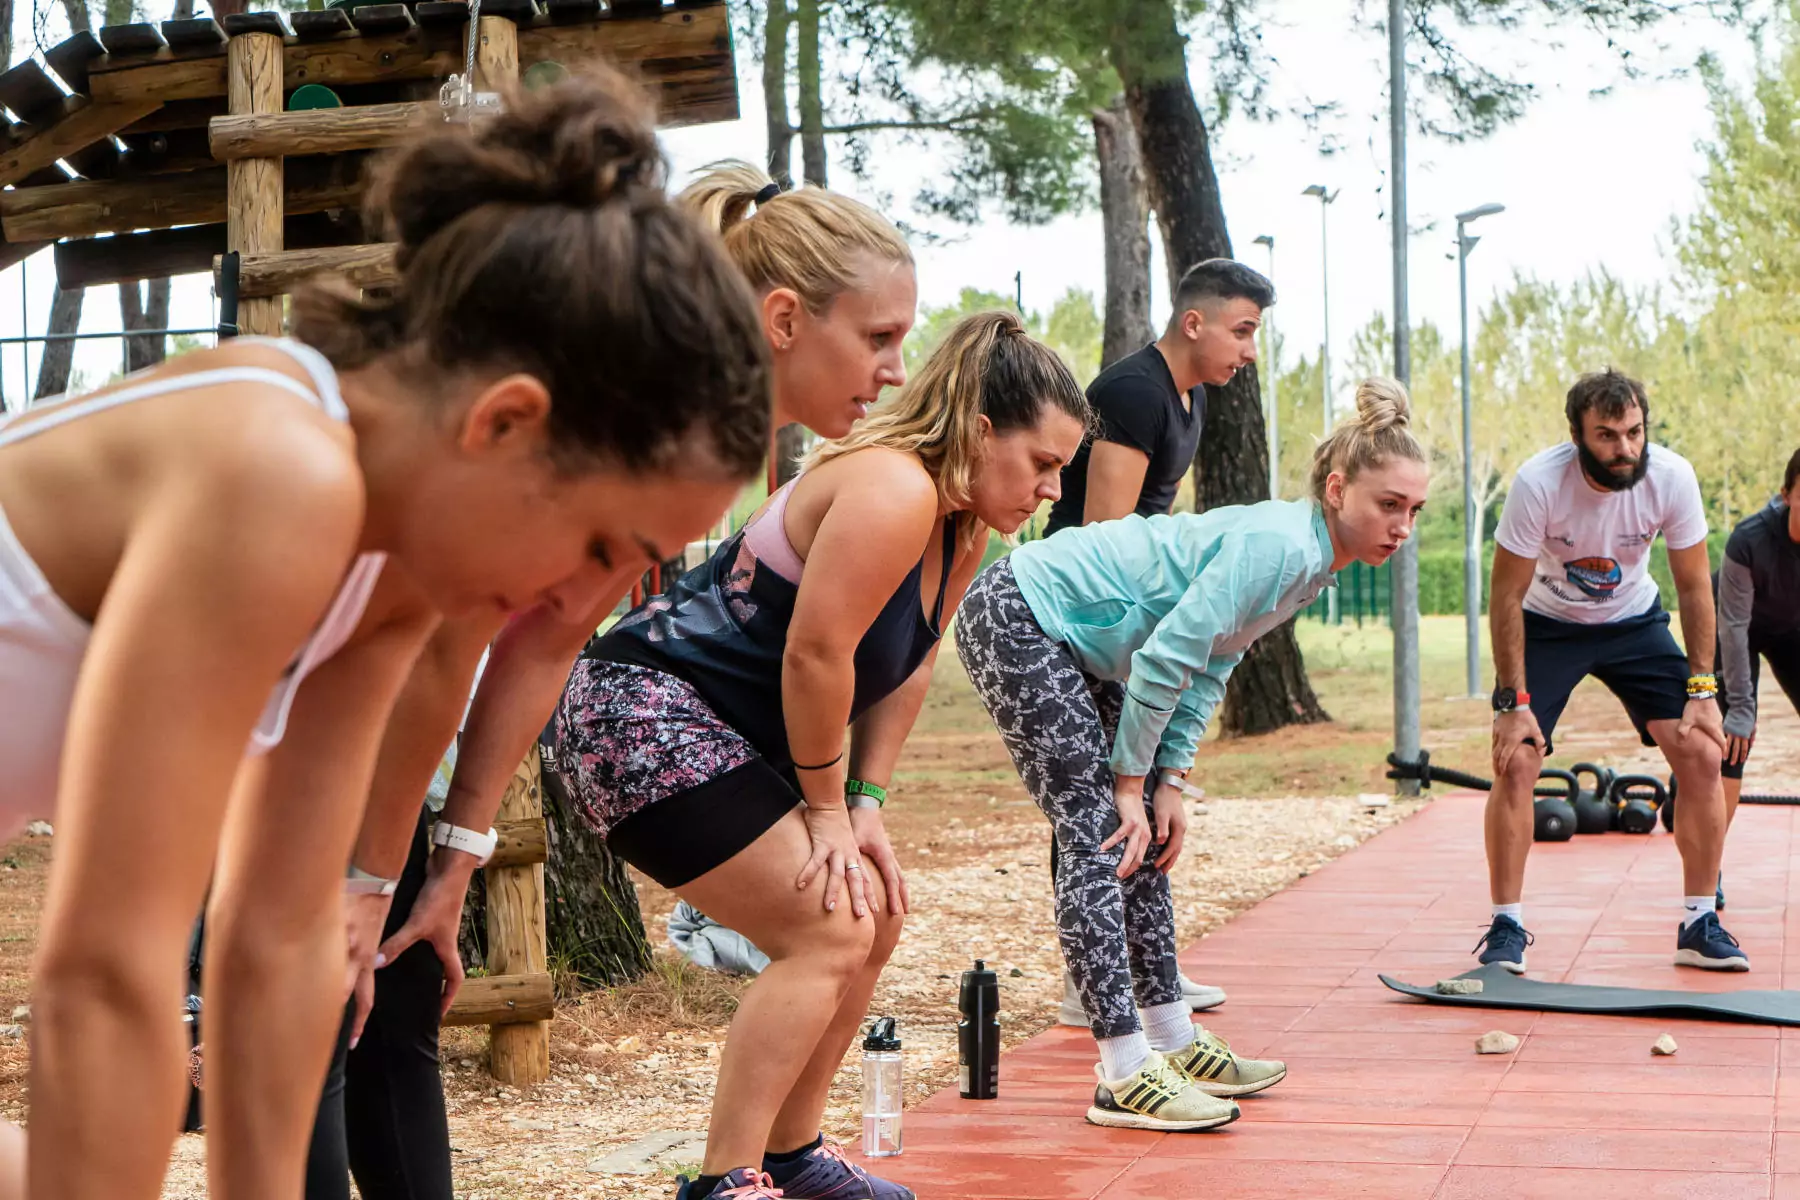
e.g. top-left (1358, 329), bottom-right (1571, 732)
top-left (1715, 448), bottom-right (1800, 844)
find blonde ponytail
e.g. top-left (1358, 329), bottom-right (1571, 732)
top-left (1310, 377), bottom-right (1425, 501)
top-left (677, 160), bottom-right (912, 313)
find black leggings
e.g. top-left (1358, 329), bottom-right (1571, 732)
top-left (305, 808), bottom-right (454, 1200)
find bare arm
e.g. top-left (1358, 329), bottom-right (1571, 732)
top-left (1082, 440), bottom-right (1151, 524)
top-left (1488, 547), bottom-right (1538, 691)
top-left (32, 425), bottom-right (365, 1200)
top-left (1667, 540), bottom-right (1717, 675)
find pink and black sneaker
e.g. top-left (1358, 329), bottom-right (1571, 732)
top-left (675, 1168), bottom-right (785, 1199)
top-left (766, 1137), bottom-right (914, 1199)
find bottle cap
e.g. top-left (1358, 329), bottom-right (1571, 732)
top-left (963, 959), bottom-right (997, 983)
top-left (863, 1016), bottom-right (901, 1052)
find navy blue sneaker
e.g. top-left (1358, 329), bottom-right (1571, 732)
top-left (768, 1139), bottom-right (913, 1199)
top-left (675, 1169), bottom-right (784, 1199)
top-left (1674, 911), bottom-right (1749, 971)
top-left (1473, 915), bottom-right (1532, 974)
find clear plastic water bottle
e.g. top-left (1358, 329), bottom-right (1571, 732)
top-left (861, 1016), bottom-right (903, 1157)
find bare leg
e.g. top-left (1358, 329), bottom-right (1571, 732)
top-left (1724, 775), bottom-right (1742, 830)
top-left (1651, 717), bottom-right (1726, 897)
top-left (766, 878), bottom-right (904, 1153)
top-left (1485, 740), bottom-right (1543, 905)
top-left (679, 812), bottom-right (877, 1178)
top-left (0, 1123), bottom-right (23, 1200)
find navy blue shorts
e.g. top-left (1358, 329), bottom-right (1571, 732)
top-left (1525, 604), bottom-right (1689, 758)
top-left (1716, 630), bottom-right (1800, 780)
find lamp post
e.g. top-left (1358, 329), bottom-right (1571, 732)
top-left (1302, 184), bottom-right (1338, 623)
top-left (1301, 185), bottom-right (1338, 435)
top-left (1456, 202), bottom-right (1505, 698)
top-left (1253, 233), bottom-right (1276, 499)
top-left (1386, 0), bottom-right (1422, 796)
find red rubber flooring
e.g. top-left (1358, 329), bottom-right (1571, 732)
top-left (875, 792), bottom-right (1800, 1199)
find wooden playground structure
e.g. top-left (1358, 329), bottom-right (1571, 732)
top-left (0, 0), bottom-right (736, 1085)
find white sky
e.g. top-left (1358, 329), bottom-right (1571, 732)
top-left (0, 4), bottom-right (1762, 408)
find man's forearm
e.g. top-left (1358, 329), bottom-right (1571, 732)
top-left (1676, 584), bottom-right (1717, 675)
top-left (1490, 600), bottom-right (1527, 690)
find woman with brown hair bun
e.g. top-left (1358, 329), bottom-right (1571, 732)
top-left (0, 68), bottom-right (768, 1200)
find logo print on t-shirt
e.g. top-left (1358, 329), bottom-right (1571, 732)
top-left (1564, 556), bottom-right (1622, 601)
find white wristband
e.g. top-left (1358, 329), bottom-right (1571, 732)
top-left (432, 821), bottom-right (499, 866)
top-left (345, 865), bottom-right (397, 896)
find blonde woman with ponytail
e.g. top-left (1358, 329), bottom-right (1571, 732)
top-left (956, 377), bottom-right (1430, 1132)
top-left (536, 312), bottom-right (1088, 1200)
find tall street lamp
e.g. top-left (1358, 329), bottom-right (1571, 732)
top-left (1253, 233), bottom-right (1276, 499)
top-left (1456, 201), bottom-right (1505, 698)
top-left (1301, 184), bottom-right (1338, 436)
top-left (1303, 184), bottom-right (1339, 624)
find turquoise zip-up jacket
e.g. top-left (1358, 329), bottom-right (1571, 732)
top-left (1006, 499), bottom-right (1337, 778)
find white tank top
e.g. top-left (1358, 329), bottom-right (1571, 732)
top-left (0, 338), bottom-right (388, 836)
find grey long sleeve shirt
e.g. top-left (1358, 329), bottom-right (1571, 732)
top-left (1717, 499), bottom-right (1800, 737)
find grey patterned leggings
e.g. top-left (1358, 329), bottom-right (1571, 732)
top-left (955, 557), bottom-right (1181, 1039)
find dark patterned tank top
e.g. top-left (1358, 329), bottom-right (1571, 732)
top-left (587, 517), bottom-right (958, 778)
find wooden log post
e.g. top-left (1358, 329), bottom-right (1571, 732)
top-left (466, 8), bottom-right (550, 1089)
top-left (484, 743), bottom-right (550, 1085)
top-left (225, 30), bottom-right (283, 336)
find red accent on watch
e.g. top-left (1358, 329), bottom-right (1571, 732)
top-left (1514, 692), bottom-right (1530, 706)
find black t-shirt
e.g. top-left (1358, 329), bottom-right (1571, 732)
top-left (1045, 343), bottom-right (1203, 535)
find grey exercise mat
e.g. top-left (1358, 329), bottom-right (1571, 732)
top-left (1379, 963), bottom-right (1800, 1026)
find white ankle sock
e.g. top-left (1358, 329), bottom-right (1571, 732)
top-left (1096, 1031), bottom-right (1153, 1082)
top-left (1682, 895), bottom-right (1716, 928)
top-left (1492, 903), bottom-right (1523, 924)
top-left (1140, 1000), bottom-right (1197, 1052)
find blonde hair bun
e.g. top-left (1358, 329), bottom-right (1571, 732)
top-left (1354, 376), bottom-right (1412, 433)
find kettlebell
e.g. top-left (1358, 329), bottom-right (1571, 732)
top-left (1569, 762), bottom-right (1616, 835)
top-left (1609, 773), bottom-right (1667, 834)
top-left (1532, 768), bottom-right (1578, 842)
top-left (1661, 774), bottom-right (1677, 832)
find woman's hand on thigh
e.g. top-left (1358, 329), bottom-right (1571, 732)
top-left (849, 807), bottom-right (906, 915)
top-left (1151, 781), bottom-right (1188, 874)
top-left (797, 805), bottom-right (868, 917)
top-left (1101, 774), bottom-right (1152, 879)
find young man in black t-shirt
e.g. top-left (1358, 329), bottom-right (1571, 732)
top-left (1045, 258), bottom-right (1273, 534)
top-left (1046, 257), bottom-right (1274, 1026)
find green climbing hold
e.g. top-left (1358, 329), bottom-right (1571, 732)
top-left (523, 61), bottom-right (569, 91)
top-left (288, 84), bottom-right (343, 111)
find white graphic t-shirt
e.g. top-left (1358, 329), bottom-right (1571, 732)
top-left (1494, 442), bottom-right (1708, 625)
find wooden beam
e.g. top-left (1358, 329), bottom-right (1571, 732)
top-left (1, 159), bottom-right (366, 243)
top-left (0, 98), bottom-right (161, 189)
top-left (227, 31), bottom-right (285, 337)
top-left (440, 972), bottom-right (555, 1027)
top-left (86, 5), bottom-right (735, 127)
top-left (214, 242), bottom-right (398, 298)
top-left (55, 212), bottom-right (365, 289)
top-left (485, 816), bottom-right (547, 870)
top-left (209, 100), bottom-right (429, 160)
top-left (484, 715), bottom-right (551, 1080)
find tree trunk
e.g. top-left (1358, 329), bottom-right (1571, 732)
top-left (763, 0), bottom-right (793, 187)
top-left (118, 278), bottom-right (169, 372)
top-left (34, 285), bottom-right (84, 400)
top-left (540, 774), bottom-right (653, 988)
top-left (795, 0), bottom-right (826, 187)
top-left (773, 422), bottom-right (808, 487)
top-left (0, 0), bottom-right (14, 73)
top-left (1093, 94), bottom-right (1152, 371)
top-left (1109, 1), bottom-right (1328, 737)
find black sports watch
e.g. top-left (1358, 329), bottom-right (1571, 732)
top-left (1491, 686), bottom-right (1529, 714)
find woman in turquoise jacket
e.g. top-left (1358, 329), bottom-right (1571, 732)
top-left (956, 377), bottom-right (1429, 1132)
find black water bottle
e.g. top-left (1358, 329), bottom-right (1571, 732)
top-left (957, 959), bottom-right (1000, 1099)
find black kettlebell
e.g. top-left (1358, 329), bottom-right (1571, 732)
top-left (1661, 774), bottom-right (1677, 832)
top-left (1533, 768), bottom-right (1578, 842)
top-left (1570, 762), bottom-right (1616, 835)
top-left (1609, 773), bottom-right (1666, 834)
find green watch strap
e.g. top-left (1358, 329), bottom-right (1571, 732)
top-left (845, 778), bottom-right (887, 807)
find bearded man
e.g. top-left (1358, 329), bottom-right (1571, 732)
top-left (1475, 369), bottom-right (1738, 973)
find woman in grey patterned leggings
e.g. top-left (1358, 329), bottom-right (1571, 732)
top-left (955, 377), bottom-right (1430, 1130)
